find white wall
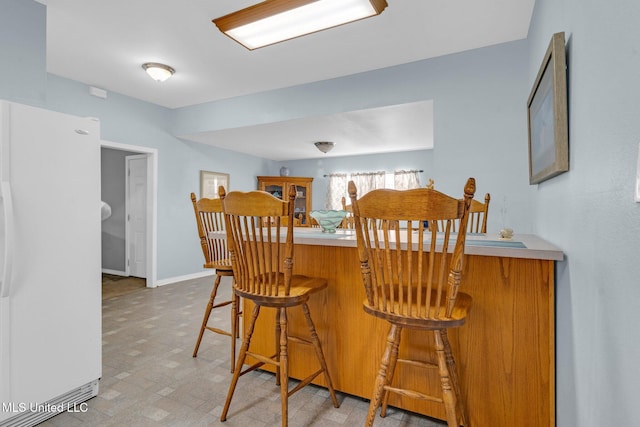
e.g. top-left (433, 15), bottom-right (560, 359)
top-left (528, 0), bottom-right (640, 425)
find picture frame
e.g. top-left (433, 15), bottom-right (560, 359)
top-left (200, 170), bottom-right (229, 199)
top-left (527, 32), bottom-right (569, 184)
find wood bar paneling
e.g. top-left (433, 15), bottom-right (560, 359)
top-left (243, 244), bottom-right (555, 426)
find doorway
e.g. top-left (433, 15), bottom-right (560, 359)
top-left (101, 140), bottom-right (158, 288)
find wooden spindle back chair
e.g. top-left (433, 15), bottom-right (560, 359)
top-left (349, 178), bottom-right (476, 427)
top-left (340, 196), bottom-right (355, 229)
top-left (219, 185), bottom-right (339, 427)
top-left (190, 193), bottom-right (239, 372)
top-left (467, 193), bottom-right (490, 233)
top-left (433, 192), bottom-right (490, 234)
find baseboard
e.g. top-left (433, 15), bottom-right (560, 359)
top-left (155, 270), bottom-right (215, 287)
top-left (102, 268), bottom-right (127, 276)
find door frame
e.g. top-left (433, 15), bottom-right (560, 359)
top-left (101, 140), bottom-right (158, 288)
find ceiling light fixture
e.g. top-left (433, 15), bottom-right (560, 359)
top-left (314, 141), bottom-right (335, 153)
top-left (212, 0), bottom-right (388, 50)
top-left (142, 62), bottom-right (175, 82)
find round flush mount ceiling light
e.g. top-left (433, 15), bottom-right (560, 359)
top-left (142, 62), bottom-right (175, 82)
top-left (314, 141), bottom-right (335, 153)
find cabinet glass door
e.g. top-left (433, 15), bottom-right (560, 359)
top-left (294, 185), bottom-right (307, 224)
top-left (264, 184), bottom-right (284, 199)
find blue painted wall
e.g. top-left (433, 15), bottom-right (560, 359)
top-left (42, 75), bottom-right (274, 279)
top-left (260, 41), bottom-right (530, 233)
top-left (528, 0), bottom-right (640, 425)
top-left (0, 0), bottom-right (46, 104)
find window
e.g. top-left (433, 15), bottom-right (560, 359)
top-left (325, 170), bottom-right (422, 209)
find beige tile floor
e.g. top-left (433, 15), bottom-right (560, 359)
top-left (40, 276), bottom-right (445, 426)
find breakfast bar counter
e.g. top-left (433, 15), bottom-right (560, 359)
top-left (241, 228), bottom-right (562, 426)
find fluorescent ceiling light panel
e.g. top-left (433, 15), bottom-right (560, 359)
top-left (213, 0), bottom-right (388, 50)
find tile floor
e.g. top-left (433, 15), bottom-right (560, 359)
top-left (40, 276), bottom-right (445, 426)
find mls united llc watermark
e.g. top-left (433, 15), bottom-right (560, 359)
top-left (2, 402), bottom-right (89, 414)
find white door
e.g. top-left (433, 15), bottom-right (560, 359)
top-left (126, 155), bottom-right (147, 278)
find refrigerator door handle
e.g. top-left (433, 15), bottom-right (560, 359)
top-left (0, 181), bottom-right (14, 298)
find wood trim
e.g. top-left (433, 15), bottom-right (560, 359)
top-left (213, 0), bottom-right (317, 32)
top-left (214, 0), bottom-right (388, 31)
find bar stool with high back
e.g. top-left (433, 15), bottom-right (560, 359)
top-left (190, 193), bottom-right (240, 373)
top-left (349, 178), bottom-right (476, 427)
top-left (341, 195), bottom-right (354, 229)
top-left (467, 193), bottom-right (490, 233)
top-left (433, 192), bottom-right (489, 234)
top-left (219, 185), bottom-right (340, 427)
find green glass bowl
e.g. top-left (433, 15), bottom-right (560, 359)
top-left (309, 210), bottom-right (348, 233)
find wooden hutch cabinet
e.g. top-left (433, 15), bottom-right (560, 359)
top-left (257, 176), bottom-right (313, 226)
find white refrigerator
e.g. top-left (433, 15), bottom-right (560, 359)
top-left (0, 101), bottom-right (101, 426)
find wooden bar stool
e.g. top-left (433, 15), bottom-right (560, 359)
top-left (467, 193), bottom-right (490, 233)
top-left (434, 192), bottom-right (490, 234)
top-left (341, 196), bottom-right (354, 229)
top-left (219, 185), bottom-right (339, 427)
top-left (349, 178), bottom-right (476, 427)
top-left (190, 193), bottom-right (240, 373)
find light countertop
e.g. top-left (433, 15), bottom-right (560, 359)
top-left (290, 228), bottom-right (564, 261)
top-left (211, 228), bottom-right (564, 261)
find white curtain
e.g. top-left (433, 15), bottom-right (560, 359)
top-left (327, 170), bottom-right (418, 209)
top-left (351, 171), bottom-right (386, 198)
top-left (325, 173), bottom-right (348, 209)
top-left (394, 170), bottom-right (421, 190)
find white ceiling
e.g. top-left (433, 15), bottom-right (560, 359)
top-left (36, 0), bottom-right (535, 160)
top-left (180, 100), bottom-right (434, 161)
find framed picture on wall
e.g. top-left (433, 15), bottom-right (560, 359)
top-left (527, 32), bottom-right (569, 184)
top-left (200, 170), bottom-right (229, 199)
